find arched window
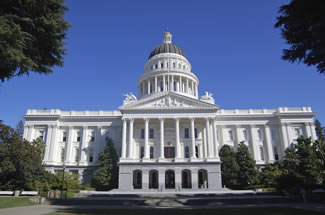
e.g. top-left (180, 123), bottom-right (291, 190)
top-left (198, 169), bottom-right (208, 189)
top-left (182, 170), bottom-right (192, 189)
top-left (149, 170), bottom-right (158, 189)
top-left (133, 170), bottom-right (142, 189)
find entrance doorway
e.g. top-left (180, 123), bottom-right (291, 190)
top-left (165, 170), bottom-right (175, 189)
top-left (198, 169), bottom-right (208, 189)
top-left (133, 170), bottom-right (142, 189)
top-left (182, 170), bottom-right (192, 189)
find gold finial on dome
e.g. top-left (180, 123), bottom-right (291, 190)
top-left (163, 28), bottom-right (172, 43)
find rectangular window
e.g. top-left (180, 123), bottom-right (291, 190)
top-left (140, 146), bottom-right (144, 158)
top-left (294, 128), bottom-right (301, 138)
top-left (161, 63), bottom-right (164, 68)
top-left (90, 131), bottom-right (95, 142)
top-left (243, 130), bottom-right (248, 141)
top-left (76, 131), bottom-right (80, 142)
top-left (149, 128), bottom-right (154, 139)
top-left (150, 146), bottom-right (154, 159)
top-left (257, 129), bottom-right (262, 141)
top-left (271, 129), bottom-right (276, 141)
top-left (184, 146), bottom-right (190, 158)
top-left (62, 132), bottom-right (67, 142)
top-left (89, 148), bottom-right (94, 162)
top-left (195, 146), bottom-right (199, 158)
top-left (227, 130), bottom-right (233, 141)
top-left (141, 128), bottom-right (145, 139)
top-left (160, 81), bottom-right (164, 91)
top-left (164, 147), bottom-right (175, 158)
top-left (195, 128), bottom-right (198, 139)
top-left (184, 128), bottom-right (189, 139)
top-left (274, 147), bottom-right (279, 160)
top-left (260, 146), bottom-right (264, 161)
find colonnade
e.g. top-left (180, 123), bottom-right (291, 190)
top-left (120, 117), bottom-right (220, 160)
top-left (138, 74), bottom-right (198, 98)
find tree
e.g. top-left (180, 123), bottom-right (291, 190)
top-left (15, 120), bottom-right (24, 138)
top-left (262, 163), bottom-right (282, 188)
top-left (31, 137), bottom-right (46, 160)
top-left (313, 139), bottom-right (325, 188)
top-left (315, 119), bottom-right (324, 140)
top-left (91, 138), bottom-right (119, 191)
top-left (275, 0), bottom-right (325, 75)
top-left (219, 145), bottom-right (240, 189)
top-left (236, 142), bottom-right (260, 188)
top-left (0, 122), bottom-right (44, 190)
top-left (0, 0), bottom-right (70, 83)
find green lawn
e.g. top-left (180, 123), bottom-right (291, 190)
top-left (46, 208), bottom-right (323, 215)
top-left (0, 197), bottom-right (37, 209)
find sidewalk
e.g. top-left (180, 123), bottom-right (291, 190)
top-left (0, 203), bottom-right (325, 215)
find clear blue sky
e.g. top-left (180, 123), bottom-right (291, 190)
top-left (1, 0), bottom-right (325, 128)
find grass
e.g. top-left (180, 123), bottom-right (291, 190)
top-left (46, 208), bottom-right (323, 215)
top-left (0, 197), bottom-right (37, 209)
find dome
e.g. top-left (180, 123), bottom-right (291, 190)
top-left (148, 43), bottom-right (186, 59)
top-left (148, 29), bottom-right (186, 59)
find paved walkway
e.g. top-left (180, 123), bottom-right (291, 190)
top-left (0, 203), bottom-right (325, 215)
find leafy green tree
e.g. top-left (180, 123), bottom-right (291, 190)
top-left (15, 120), bottom-right (24, 138)
top-left (275, 1), bottom-right (325, 75)
top-left (314, 139), bottom-right (325, 188)
top-left (315, 119), bottom-right (324, 140)
top-left (219, 145), bottom-right (239, 189)
top-left (236, 142), bottom-right (260, 188)
top-left (0, 122), bottom-right (44, 190)
top-left (262, 163), bottom-right (282, 188)
top-left (31, 137), bottom-right (46, 160)
top-left (55, 171), bottom-right (81, 191)
top-left (0, 0), bottom-right (70, 83)
top-left (91, 138), bottom-right (119, 191)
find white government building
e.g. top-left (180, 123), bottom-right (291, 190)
top-left (23, 30), bottom-right (317, 192)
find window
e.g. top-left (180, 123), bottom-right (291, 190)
top-left (75, 148), bottom-right (79, 162)
top-left (150, 84), bottom-right (153, 93)
top-left (164, 147), bottom-right (175, 158)
top-left (178, 63), bottom-right (181, 69)
top-left (155, 64), bottom-right (158, 69)
top-left (274, 147), bottom-right (279, 160)
top-left (195, 146), bottom-right (199, 158)
top-left (62, 132), bottom-right (67, 142)
top-left (160, 81), bottom-right (164, 91)
top-left (259, 146), bottom-right (264, 161)
top-left (243, 130), bottom-right (248, 141)
top-left (161, 63), bottom-right (164, 68)
top-left (194, 128), bottom-right (198, 139)
top-left (257, 129), bottom-right (262, 141)
top-left (140, 146), bottom-right (144, 158)
top-left (294, 128), bottom-right (301, 138)
top-left (227, 130), bottom-right (233, 141)
top-left (149, 128), bottom-right (154, 139)
top-left (39, 130), bottom-right (44, 140)
top-left (76, 131), bottom-right (80, 142)
top-left (90, 131), bottom-right (95, 142)
top-left (183, 65), bottom-right (185, 70)
top-left (184, 146), bottom-right (190, 158)
top-left (173, 62), bottom-right (176, 68)
top-left (89, 148), bottom-right (94, 162)
top-left (184, 128), bottom-right (189, 139)
top-left (150, 146), bottom-right (154, 159)
top-left (173, 81), bottom-right (176, 91)
top-left (141, 128), bottom-right (145, 139)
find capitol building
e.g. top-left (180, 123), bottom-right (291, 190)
top-left (23, 30), bottom-right (317, 192)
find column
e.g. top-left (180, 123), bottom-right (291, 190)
top-left (144, 118), bottom-right (150, 159)
top-left (202, 126), bottom-right (208, 158)
top-left (65, 126), bottom-right (74, 163)
top-left (280, 123), bottom-right (289, 150)
top-left (49, 125), bottom-right (58, 162)
top-left (27, 125), bottom-right (33, 141)
top-left (155, 76), bottom-right (158, 93)
top-left (205, 118), bottom-right (212, 158)
top-left (128, 119), bottom-right (134, 159)
top-left (191, 80), bottom-right (194, 95)
top-left (179, 76), bottom-right (182, 93)
top-left (171, 75), bottom-right (174, 91)
top-left (213, 119), bottom-right (219, 159)
top-left (186, 78), bottom-right (189, 93)
top-left (285, 123), bottom-right (292, 145)
top-left (121, 119), bottom-right (127, 159)
top-left (190, 118), bottom-right (196, 158)
top-left (159, 118), bottom-right (165, 159)
top-left (305, 122), bottom-right (311, 138)
top-left (175, 118), bottom-right (181, 159)
top-left (163, 76), bottom-right (166, 92)
top-left (249, 125), bottom-right (258, 160)
top-left (44, 125), bottom-right (53, 161)
top-left (23, 124), bottom-right (29, 140)
top-left (195, 85), bottom-right (198, 98)
top-left (234, 125), bottom-right (240, 150)
top-left (209, 120), bottom-right (214, 157)
top-left (264, 125), bottom-right (274, 163)
top-left (142, 81), bottom-right (145, 96)
top-left (310, 122), bottom-right (317, 141)
top-left (80, 126), bottom-right (88, 163)
top-left (94, 126), bottom-right (102, 163)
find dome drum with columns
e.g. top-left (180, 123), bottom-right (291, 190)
top-left (22, 29), bottom-right (317, 193)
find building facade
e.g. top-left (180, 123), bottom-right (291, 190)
top-left (23, 30), bottom-right (317, 192)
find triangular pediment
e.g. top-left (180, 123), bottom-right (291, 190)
top-left (119, 92), bottom-right (218, 111)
